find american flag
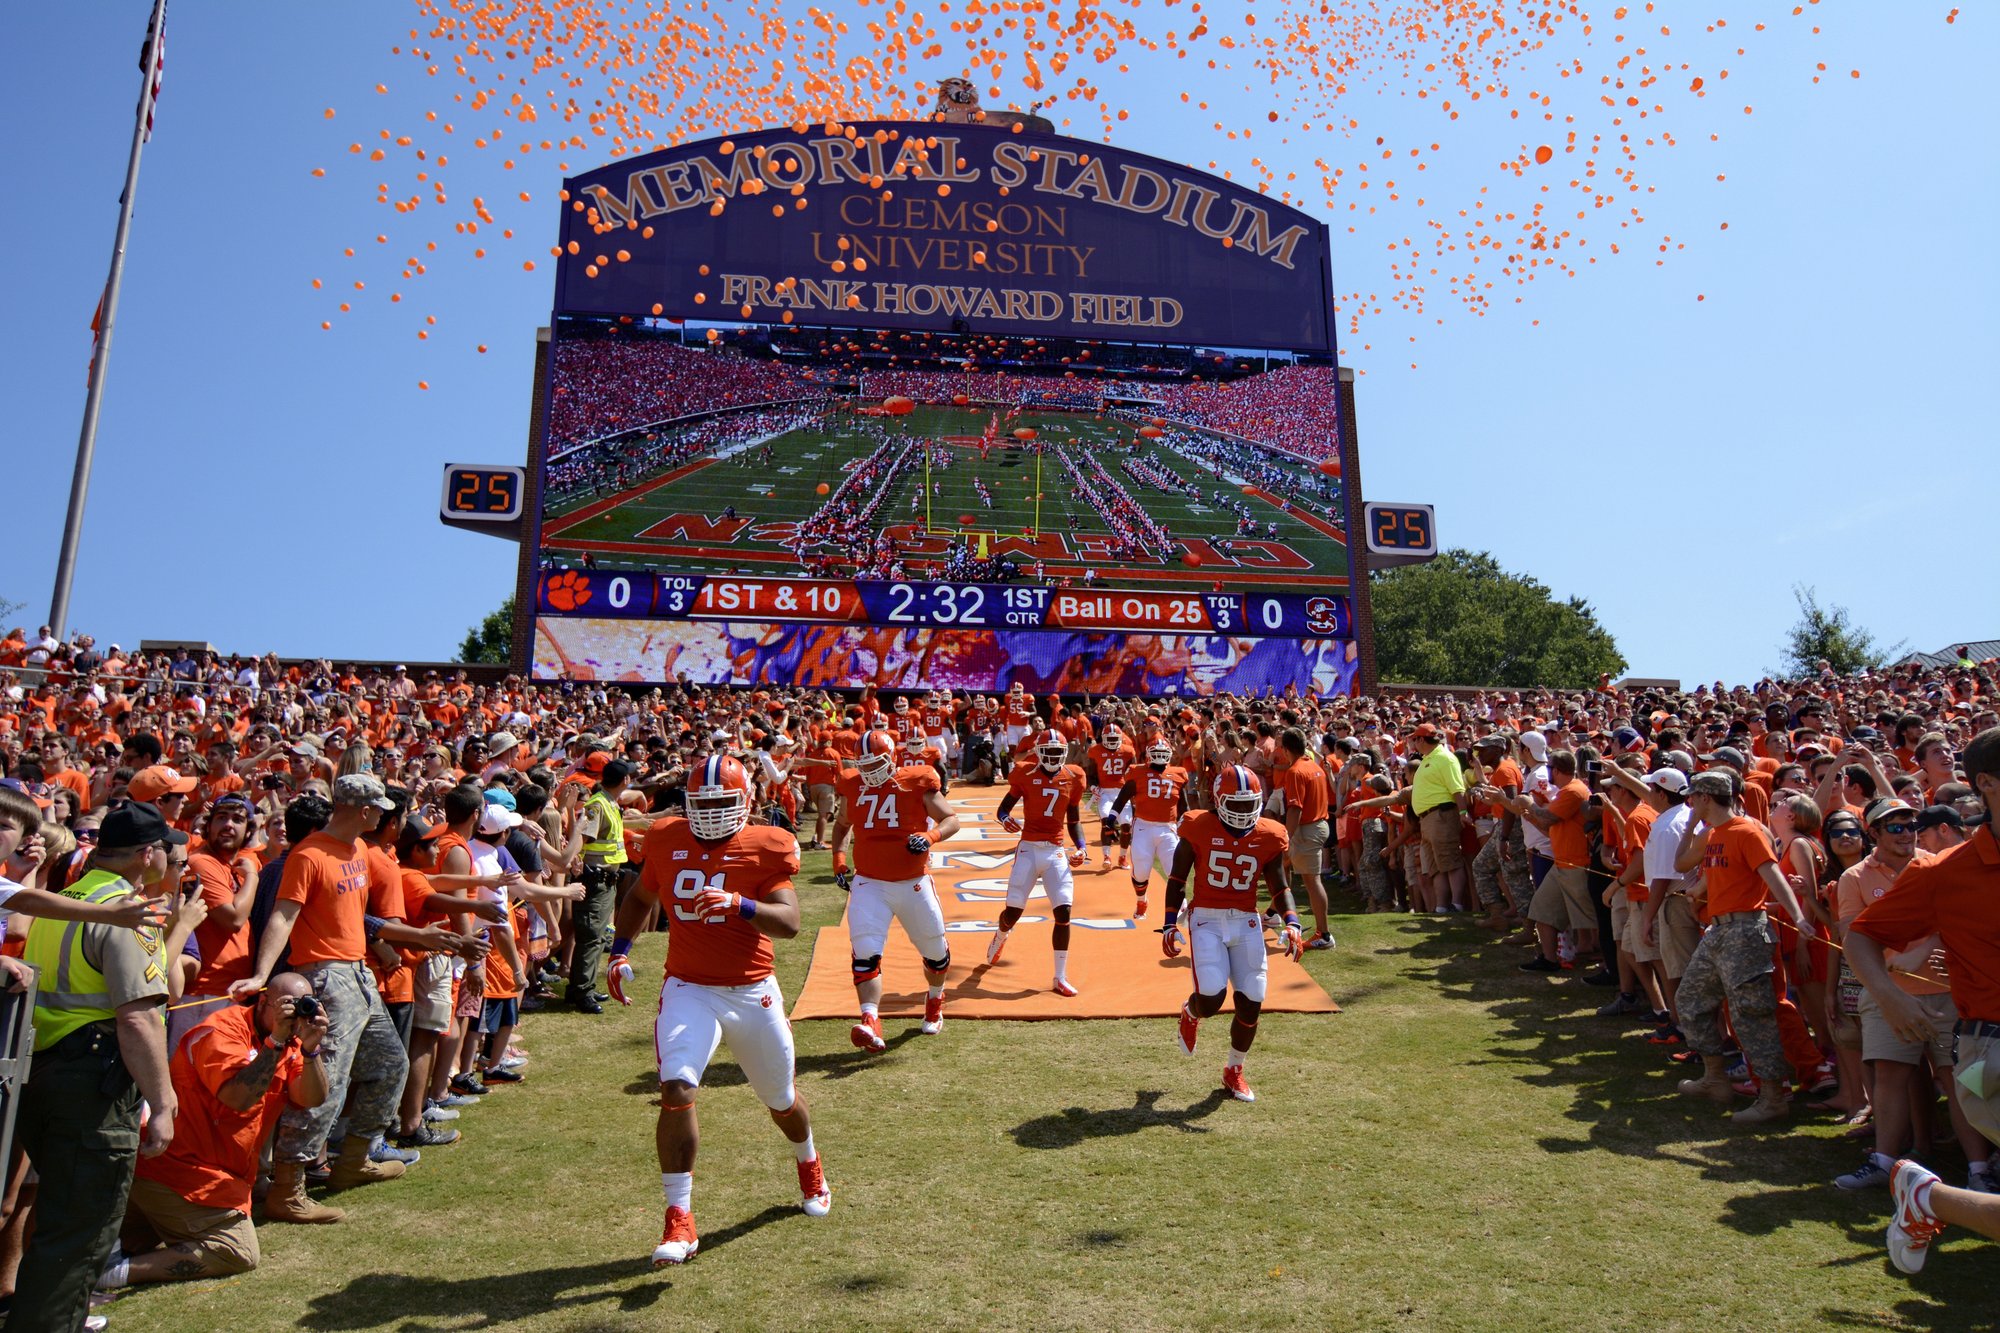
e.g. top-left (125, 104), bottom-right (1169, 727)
top-left (138, 1), bottom-right (166, 142)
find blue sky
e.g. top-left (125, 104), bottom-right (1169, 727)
top-left (2, 2), bottom-right (1990, 684)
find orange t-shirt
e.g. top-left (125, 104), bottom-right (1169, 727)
top-left (1701, 815), bottom-right (1778, 917)
top-left (1620, 801), bottom-right (1657, 902)
top-left (837, 766), bottom-right (939, 881)
top-left (1175, 810), bottom-right (1289, 911)
top-left (1850, 826), bottom-right (2000, 1022)
top-left (1277, 756), bottom-right (1330, 824)
top-left (187, 849), bottom-right (257, 996)
top-left (640, 820), bottom-right (800, 986)
top-left (1131, 765), bottom-right (1189, 823)
top-left (1007, 762), bottom-right (1086, 844)
top-left (1479, 757), bottom-right (1525, 819)
top-left (1545, 779), bottom-right (1592, 869)
top-left (136, 1004), bottom-right (302, 1214)
top-left (277, 831), bottom-right (371, 965)
top-left (363, 845), bottom-right (415, 1005)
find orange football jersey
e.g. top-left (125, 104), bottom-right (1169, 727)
top-left (1130, 765), bottom-right (1190, 823)
top-left (920, 704), bottom-right (948, 736)
top-left (837, 766), bottom-right (940, 880)
top-left (1003, 694), bottom-right (1036, 726)
top-left (639, 820), bottom-right (800, 987)
top-left (1007, 762), bottom-right (1086, 844)
top-left (1088, 742), bottom-right (1138, 789)
top-left (1175, 810), bottom-right (1288, 911)
top-left (891, 711), bottom-right (921, 742)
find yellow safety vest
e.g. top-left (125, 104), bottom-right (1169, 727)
top-left (23, 869), bottom-right (158, 1051)
top-left (581, 790), bottom-right (627, 865)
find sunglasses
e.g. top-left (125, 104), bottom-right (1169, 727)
top-left (1877, 821), bottom-right (1919, 836)
top-left (1827, 827), bottom-right (1863, 840)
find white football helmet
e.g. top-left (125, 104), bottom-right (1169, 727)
top-left (1033, 729), bottom-right (1068, 774)
top-left (1147, 739), bottom-right (1173, 767)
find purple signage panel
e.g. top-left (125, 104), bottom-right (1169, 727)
top-left (556, 123), bottom-right (1333, 354)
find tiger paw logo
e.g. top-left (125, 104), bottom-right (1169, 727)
top-left (544, 570), bottom-right (593, 612)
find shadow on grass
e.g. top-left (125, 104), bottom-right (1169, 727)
top-left (286, 1207), bottom-right (798, 1329)
top-left (1378, 913), bottom-right (1995, 1309)
top-left (1009, 1088), bottom-right (1230, 1149)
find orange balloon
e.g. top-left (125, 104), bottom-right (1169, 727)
top-left (1534, 145), bottom-right (1554, 165)
top-left (1139, 425), bottom-right (1163, 439)
top-left (1012, 427), bottom-right (1037, 441)
top-left (1317, 457), bottom-right (1343, 478)
top-left (951, 393), bottom-right (970, 406)
top-left (1181, 551), bottom-right (1202, 568)
top-left (883, 396), bottom-right (915, 416)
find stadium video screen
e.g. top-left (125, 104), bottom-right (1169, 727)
top-left (530, 318), bottom-right (1356, 696)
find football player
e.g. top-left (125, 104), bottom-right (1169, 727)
top-left (1085, 723), bottom-right (1139, 870)
top-left (890, 694), bottom-right (921, 744)
top-left (999, 683), bottom-right (1038, 764)
top-left (901, 730), bottom-right (950, 793)
top-left (1159, 765), bottom-right (1305, 1103)
top-left (1107, 737), bottom-right (1189, 919)
top-left (605, 754), bottom-right (832, 1267)
top-left (988, 729), bottom-right (1089, 995)
top-left (833, 731), bottom-right (963, 1048)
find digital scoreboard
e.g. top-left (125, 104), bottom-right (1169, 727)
top-left (536, 571), bottom-right (1353, 639)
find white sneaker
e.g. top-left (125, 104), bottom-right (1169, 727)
top-left (1968, 1167), bottom-right (1999, 1195)
top-left (423, 1104), bottom-right (461, 1122)
top-left (1888, 1160), bottom-right (1944, 1275)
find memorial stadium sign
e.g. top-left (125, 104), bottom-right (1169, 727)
top-left (556, 122), bottom-right (1335, 353)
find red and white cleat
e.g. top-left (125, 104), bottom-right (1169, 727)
top-left (920, 993), bottom-right (945, 1035)
top-left (849, 1013), bottom-right (886, 1053)
top-left (985, 930), bottom-right (1008, 964)
top-left (1222, 1065), bottom-right (1256, 1103)
top-left (653, 1206), bottom-right (698, 1266)
top-left (1052, 977), bottom-right (1080, 998)
top-left (1133, 894), bottom-right (1149, 919)
top-left (1176, 1001), bottom-right (1199, 1056)
top-left (798, 1157), bottom-right (833, 1218)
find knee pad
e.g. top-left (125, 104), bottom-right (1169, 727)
top-left (922, 951), bottom-right (951, 974)
top-left (850, 955), bottom-right (883, 984)
top-left (1052, 906), bottom-right (1071, 924)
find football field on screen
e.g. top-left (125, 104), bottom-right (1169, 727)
top-left (113, 807), bottom-right (1988, 1333)
top-left (541, 404), bottom-right (1348, 585)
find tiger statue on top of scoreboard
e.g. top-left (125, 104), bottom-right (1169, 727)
top-left (932, 78), bottom-right (1054, 133)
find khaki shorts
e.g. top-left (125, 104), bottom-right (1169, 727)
top-left (808, 782), bottom-right (836, 814)
top-left (1955, 1027), bottom-right (2000, 1150)
top-left (1620, 895), bottom-right (1661, 965)
top-left (123, 1175), bottom-right (259, 1275)
top-left (1528, 864), bottom-right (1594, 931)
top-left (1289, 819), bottom-right (1329, 875)
top-left (1419, 806), bottom-right (1464, 873)
top-left (1657, 895), bottom-right (1704, 978)
top-left (1858, 988), bottom-right (1957, 1067)
top-left (413, 953), bottom-right (455, 1033)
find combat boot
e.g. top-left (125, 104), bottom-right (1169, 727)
top-left (328, 1136), bottom-right (407, 1191)
top-left (1676, 1054), bottom-right (1736, 1105)
top-left (265, 1161), bottom-right (345, 1223)
top-left (1732, 1080), bottom-right (1792, 1126)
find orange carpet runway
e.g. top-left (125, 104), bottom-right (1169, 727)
top-left (790, 783), bottom-right (1341, 1022)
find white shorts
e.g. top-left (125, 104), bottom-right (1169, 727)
top-left (1094, 789), bottom-right (1132, 826)
top-left (1188, 908), bottom-right (1269, 1003)
top-left (655, 974), bottom-right (797, 1111)
top-left (1129, 820), bottom-right (1180, 883)
top-left (1006, 841), bottom-right (1075, 910)
top-left (849, 874), bottom-right (949, 964)
top-left (933, 732), bottom-right (959, 760)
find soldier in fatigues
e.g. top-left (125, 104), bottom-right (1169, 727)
top-left (10, 802), bottom-right (178, 1333)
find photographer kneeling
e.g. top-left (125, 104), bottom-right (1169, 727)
top-left (99, 973), bottom-right (333, 1290)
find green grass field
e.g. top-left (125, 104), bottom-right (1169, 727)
top-left (542, 405), bottom-right (1346, 582)
top-left (109, 852), bottom-right (1991, 1333)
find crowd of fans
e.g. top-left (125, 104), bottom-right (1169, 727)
top-left (4, 624), bottom-right (1993, 1326)
top-left (1148, 364), bottom-right (1343, 461)
top-left (544, 406), bottom-right (821, 507)
top-left (548, 340), bottom-right (833, 448)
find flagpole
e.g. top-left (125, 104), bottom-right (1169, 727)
top-left (49, 0), bottom-right (168, 638)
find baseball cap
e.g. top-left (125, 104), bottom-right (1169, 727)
top-left (1915, 805), bottom-right (1964, 833)
top-left (1864, 797), bottom-right (1918, 827)
top-left (332, 773), bottom-right (396, 812)
top-left (1687, 771), bottom-right (1736, 801)
top-left (1612, 726), bottom-right (1644, 752)
top-left (1473, 734), bottom-right (1509, 751)
top-left (128, 765), bottom-right (198, 803)
top-left (1518, 731), bottom-right (1549, 762)
top-left (1410, 723), bottom-right (1440, 741)
top-left (482, 787), bottom-right (518, 811)
top-left (477, 803), bottom-right (523, 835)
top-left (581, 751), bottom-right (611, 775)
top-left (99, 800), bottom-right (189, 851)
top-left (1700, 746), bottom-right (1748, 770)
top-left (1642, 768), bottom-right (1690, 795)
top-left (773, 735), bottom-right (797, 749)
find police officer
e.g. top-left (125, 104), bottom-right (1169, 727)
top-left (568, 759), bottom-right (643, 1014)
top-left (9, 801), bottom-right (178, 1333)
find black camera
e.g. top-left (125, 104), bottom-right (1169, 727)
top-left (290, 995), bottom-right (320, 1022)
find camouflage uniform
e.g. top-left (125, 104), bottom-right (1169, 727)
top-left (273, 960), bottom-right (410, 1162)
top-left (1472, 819), bottom-right (1530, 908)
top-left (1357, 817), bottom-right (1393, 909)
top-left (1674, 914), bottom-right (1793, 1085)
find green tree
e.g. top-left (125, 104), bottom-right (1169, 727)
top-left (457, 596), bottom-right (517, 666)
top-left (1776, 584), bottom-right (1902, 678)
top-left (1367, 549), bottom-right (1626, 688)
top-left (0, 596), bottom-right (23, 626)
